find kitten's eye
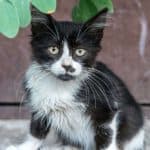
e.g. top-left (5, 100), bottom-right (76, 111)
top-left (48, 47), bottom-right (59, 55)
top-left (75, 49), bottom-right (86, 57)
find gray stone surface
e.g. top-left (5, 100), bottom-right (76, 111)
top-left (0, 120), bottom-right (149, 150)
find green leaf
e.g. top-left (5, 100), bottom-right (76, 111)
top-left (11, 0), bottom-right (31, 28)
top-left (72, 0), bottom-right (114, 22)
top-left (32, 0), bottom-right (56, 14)
top-left (0, 0), bottom-right (19, 38)
top-left (92, 0), bottom-right (113, 13)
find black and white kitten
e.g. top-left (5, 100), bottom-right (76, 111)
top-left (7, 8), bottom-right (144, 150)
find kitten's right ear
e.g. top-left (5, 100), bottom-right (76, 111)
top-left (77, 8), bottom-right (108, 42)
top-left (31, 6), bottom-right (57, 36)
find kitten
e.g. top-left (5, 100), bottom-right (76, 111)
top-left (7, 8), bottom-right (144, 150)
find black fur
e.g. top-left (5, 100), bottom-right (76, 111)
top-left (30, 112), bottom-right (51, 139)
top-left (24, 7), bottom-right (144, 150)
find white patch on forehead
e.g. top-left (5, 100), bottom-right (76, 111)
top-left (62, 42), bottom-right (72, 66)
top-left (63, 42), bottom-right (70, 57)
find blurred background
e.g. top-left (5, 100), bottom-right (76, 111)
top-left (0, 0), bottom-right (149, 119)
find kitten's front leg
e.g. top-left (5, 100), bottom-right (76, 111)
top-left (6, 135), bottom-right (43, 150)
top-left (41, 145), bottom-right (80, 150)
top-left (6, 113), bottom-right (50, 150)
top-left (95, 113), bottom-right (119, 150)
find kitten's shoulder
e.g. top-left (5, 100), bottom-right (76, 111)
top-left (94, 61), bottom-right (115, 74)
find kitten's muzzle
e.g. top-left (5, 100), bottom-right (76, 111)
top-left (58, 65), bottom-right (76, 81)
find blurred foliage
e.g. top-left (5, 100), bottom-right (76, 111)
top-left (72, 0), bottom-right (113, 22)
top-left (0, 0), bottom-right (113, 38)
top-left (0, 0), bottom-right (56, 38)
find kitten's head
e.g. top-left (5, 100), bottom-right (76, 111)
top-left (31, 8), bottom-right (107, 81)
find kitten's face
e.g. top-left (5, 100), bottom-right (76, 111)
top-left (31, 9), bottom-right (107, 81)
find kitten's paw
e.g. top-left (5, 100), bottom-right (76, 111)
top-left (63, 147), bottom-right (79, 150)
top-left (51, 146), bottom-right (79, 150)
top-left (6, 144), bottom-right (39, 150)
top-left (6, 146), bottom-right (18, 150)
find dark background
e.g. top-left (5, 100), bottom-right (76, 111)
top-left (0, 0), bottom-right (150, 119)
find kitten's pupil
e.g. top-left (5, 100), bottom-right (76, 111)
top-left (52, 48), bottom-right (56, 52)
top-left (79, 50), bottom-right (82, 53)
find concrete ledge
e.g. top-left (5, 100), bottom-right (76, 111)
top-left (0, 120), bottom-right (150, 150)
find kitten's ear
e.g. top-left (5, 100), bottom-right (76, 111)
top-left (81, 8), bottom-right (108, 40)
top-left (31, 6), bottom-right (57, 36)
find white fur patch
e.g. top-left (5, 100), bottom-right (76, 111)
top-left (124, 129), bottom-right (145, 150)
top-left (51, 41), bottom-right (82, 76)
top-left (50, 109), bottom-right (95, 149)
top-left (6, 135), bottom-right (43, 150)
top-left (26, 63), bottom-right (85, 117)
top-left (41, 145), bottom-right (79, 150)
top-left (105, 113), bottom-right (119, 150)
top-left (25, 62), bottom-right (93, 149)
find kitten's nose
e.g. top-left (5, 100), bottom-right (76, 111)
top-left (62, 64), bottom-right (75, 73)
top-left (62, 57), bottom-right (75, 73)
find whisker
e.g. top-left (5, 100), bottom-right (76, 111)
top-left (87, 75), bottom-right (113, 111)
top-left (33, 21), bottom-right (58, 40)
top-left (76, 15), bottom-right (114, 40)
top-left (41, 22), bottom-right (58, 39)
top-left (87, 67), bottom-right (120, 94)
top-left (87, 69), bottom-right (118, 101)
top-left (84, 79), bottom-right (97, 108)
top-left (52, 20), bottom-right (60, 40)
top-left (81, 81), bottom-right (90, 106)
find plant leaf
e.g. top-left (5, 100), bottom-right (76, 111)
top-left (72, 0), bottom-right (113, 22)
top-left (11, 0), bottom-right (31, 28)
top-left (32, 0), bottom-right (56, 14)
top-left (0, 0), bottom-right (19, 38)
top-left (92, 0), bottom-right (113, 13)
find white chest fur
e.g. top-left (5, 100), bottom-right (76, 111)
top-left (25, 63), bottom-right (84, 115)
top-left (25, 63), bottom-right (95, 148)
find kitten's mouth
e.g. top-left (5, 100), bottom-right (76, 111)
top-left (57, 74), bottom-right (75, 81)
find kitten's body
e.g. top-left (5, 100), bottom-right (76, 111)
top-left (23, 61), bottom-right (144, 150)
top-left (7, 8), bottom-right (144, 150)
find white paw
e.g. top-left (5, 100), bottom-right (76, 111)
top-left (63, 147), bottom-right (79, 150)
top-left (48, 146), bottom-right (79, 150)
top-left (6, 146), bottom-right (18, 150)
top-left (40, 146), bottom-right (49, 150)
top-left (6, 143), bottom-right (39, 150)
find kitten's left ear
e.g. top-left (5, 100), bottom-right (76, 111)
top-left (81, 8), bottom-right (108, 40)
top-left (31, 6), bottom-right (57, 36)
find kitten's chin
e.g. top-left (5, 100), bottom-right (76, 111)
top-left (57, 74), bottom-right (75, 81)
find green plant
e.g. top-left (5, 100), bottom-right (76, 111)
top-left (0, 0), bottom-right (113, 38)
top-left (72, 0), bottom-right (113, 22)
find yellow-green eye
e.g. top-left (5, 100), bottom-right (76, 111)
top-left (48, 47), bottom-right (59, 55)
top-left (75, 49), bottom-right (86, 57)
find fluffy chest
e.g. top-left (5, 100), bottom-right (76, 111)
top-left (26, 68), bottom-right (82, 114)
top-left (25, 64), bottom-right (95, 147)
top-left (29, 81), bottom-right (94, 148)
top-left (50, 108), bottom-right (95, 148)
